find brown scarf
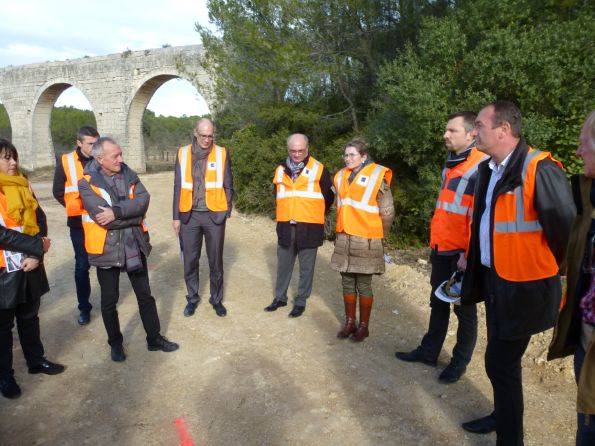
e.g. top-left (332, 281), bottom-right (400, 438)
top-left (0, 172), bottom-right (39, 235)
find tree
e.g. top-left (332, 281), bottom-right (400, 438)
top-left (369, 0), bottom-right (595, 242)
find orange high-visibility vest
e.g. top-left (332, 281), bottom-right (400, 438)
top-left (61, 150), bottom-right (86, 216)
top-left (273, 157), bottom-right (326, 224)
top-left (177, 144), bottom-right (228, 213)
top-left (81, 177), bottom-right (148, 255)
top-left (493, 148), bottom-right (562, 281)
top-left (335, 163), bottom-right (392, 239)
top-left (0, 192), bottom-right (28, 268)
top-left (430, 148), bottom-right (487, 253)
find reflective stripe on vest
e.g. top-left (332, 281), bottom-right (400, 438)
top-left (81, 179), bottom-right (148, 254)
top-left (436, 160), bottom-right (483, 215)
top-left (430, 148), bottom-right (487, 253)
top-left (334, 163), bottom-right (392, 239)
top-left (178, 144), bottom-right (228, 212)
top-left (495, 150), bottom-right (543, 233)
top-left (492, 148), bottom-right (561, 281)
top-left (0, 193), bottom-right (25, 268)
top-left (274, 157), bottom-right (325, 224)
top-left (62, 150), bottom-right (85, 216)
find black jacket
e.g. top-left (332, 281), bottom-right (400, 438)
top-left (52, 146), bottom-right (94, 228)
top-left (461, 139), bottom-right (576, 340)
top-left (275, 155), bottom-right (335, 249)
top-left (0, 204), bottom-right (49, 309)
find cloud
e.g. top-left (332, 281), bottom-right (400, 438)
top-left (0, 0), bottom-right (213, 67)
top-left (0, 0), bottom-right (215, 116)
top-left (148, 79), bottom-right (210, 117)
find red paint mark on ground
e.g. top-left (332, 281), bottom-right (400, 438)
top-left (175, 417), bottom-right (195, 446)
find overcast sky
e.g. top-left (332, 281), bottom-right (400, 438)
top-left (0, 0), bottom-right (214, 116)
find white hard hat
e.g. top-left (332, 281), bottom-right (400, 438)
top-left (434, 270), bottom-right (464, 304)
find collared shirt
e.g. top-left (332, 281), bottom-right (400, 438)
top-left (479, 151), bottom-right (513, 267)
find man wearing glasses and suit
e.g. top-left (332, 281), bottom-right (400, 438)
top-left (173, 118), bottom-right (234, 318)
top-left (264, 133), bottom-right (335, 318)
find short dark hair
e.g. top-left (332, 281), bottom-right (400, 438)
top-left (343, 138), bottom-right (371, 159)
top-left (77, 126), bottom-right (99, 142)
top-left (488, 100), bottom-right (522, 138)
top-left (0, 138), bottom-right (18, 162)
top-left (447, 111), bottom-right (476, 133)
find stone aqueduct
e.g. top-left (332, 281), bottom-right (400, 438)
top-left (0, 45), bottom-right (211, 172)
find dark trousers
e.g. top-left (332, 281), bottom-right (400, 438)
top-left (70, 226), bottom-right (91, 312)
top-left (179, 211), bottom-right (226, 305)
top-left (574, 345), bottom-right (595, 446)
top-left (419, 253), bottom-right (477, 364)
top-left (482, 266), bottom-right (531, 446)
top-left (0, 294), bottom-right (45, 379)
top-left (96, 263), bottom-right (160, 347)
top-left (275, 225), bottom-right (317, 307)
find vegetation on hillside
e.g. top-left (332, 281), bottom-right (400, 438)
top-left (196, 0), bottom-right (595, 245)
top-left (0, 104), bottom-right (200, 159)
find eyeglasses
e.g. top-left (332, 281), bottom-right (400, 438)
top-left (198, 134), bottom-right (214, 139)
top-left (289, 150), bottom-right (306, 155)
top-left (343, 153), bottom-right (360, 159)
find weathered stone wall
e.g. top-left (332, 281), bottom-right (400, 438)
top-left (0, 45), bottom-right (212, 172)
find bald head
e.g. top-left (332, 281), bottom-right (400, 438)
top-left (287, 133), bottom-right (309, 163)
top-left (194, 118), bottom-right (215, 150)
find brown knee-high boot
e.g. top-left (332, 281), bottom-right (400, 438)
top-left (337, 293), bottom-right (357, 338)
top-left (351, 295), bottom-right (373, 342)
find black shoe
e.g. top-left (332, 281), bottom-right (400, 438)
top-left (0, 376), bottom-right (21, 399)
top-left (288, 305), bottom-right (305, 318)
top-left (111, 344), bottom-right (126, 362)
top-left (212, 302), bottom-right (227, 317)
top-left (183, 302), bottom-right (197, 317)
top-left (264, 299), bottom-right (287, 312)
top-left (28, 359), bottom-right (65, 375)
top-left (438, 361), bottom-right (467, 384)
top-left (462, 413), bottom-right (497, 434)
top-left (148, 335), bottom-right (179, 352)
top-left (395, 348), bottom-right (437, 366)
top-left (78, 311), bottom-right (90, 325)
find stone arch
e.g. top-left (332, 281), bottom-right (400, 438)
top-left (0, 96), bottom-right (13, 141)
top-left (31, 79), bottom-right (96, 167)
top-left (126, 70), bottom-right (208, 172)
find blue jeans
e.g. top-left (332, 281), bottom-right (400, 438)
top-left (70, 227), bottom-right (91, 312)
top-left (574, 344), bottom-right (595, 446)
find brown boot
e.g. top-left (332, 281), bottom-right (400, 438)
top-left (337, 293), bottom-right (357, 338)
top-left (351, 295), bottom-right (373, 342)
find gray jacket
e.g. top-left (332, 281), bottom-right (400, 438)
top-left (78, 160), bottom-right (151, 268)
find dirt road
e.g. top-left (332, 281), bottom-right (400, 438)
top-left (0, 171), bottom-right (576, 445)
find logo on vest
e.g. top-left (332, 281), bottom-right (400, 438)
top-left (303, 168), bottom-right (311, 177)
top-left (357, 175), bottom-right (369, 186)
top-left (208, 162), bottom-right (217, 170)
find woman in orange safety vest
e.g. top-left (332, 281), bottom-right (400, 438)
top-left (330, 139), bottom-right (394, 342)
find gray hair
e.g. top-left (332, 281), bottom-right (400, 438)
top-left (91, 136), bottom-right (118, 158)
top-left (583, 110), bottom-right (595, 152)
